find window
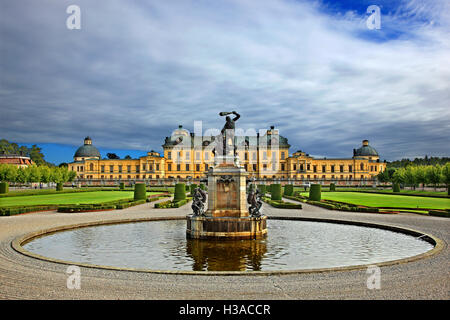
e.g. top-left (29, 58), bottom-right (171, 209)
top-left (127, 165), bottom-right (131, 173)
top-left (293, 164), bottom-right (297, 170)
top-left (313, 165), bottom-right (317, 173)
top-left (263, 164), bottom-right (267, 171)
top-left (300, 164), bottom-right (304, 171)
top-left (253, 164), bottom-right (257, 171)
top-left (118, 165), bottom-right (122, 173)
top-left (322, 165), bottom-right (326, 172)
top-left (168, 164), bottom-right (172, 171)
top-left (110, 175), bottom-right (113, 179)
top-left (349, 165), bottom-right (353, 172)
top-left (205, 164), bottom-right (208, 171)
top-left (244, 164), bottom-right (248, 171)
top-left (281, 163), bottom-right (285, 171)
top-left (360, 163), bottom-right (364, 171)
top-left (156, 164), bottom-right (159, 171)
top-left (307, 164), bottom-right (310, 171)
top-left (110, 165), bottom-right (114, 173)
top-left (331, 165), bottom-right (335, 173)
top-left (177, 164), bottom-right (181, 171)
top-left (168, 152), bottom-right (172, 159)
top-left (263, 152), bottom-right (267, 160)
top-left (186, 151), bottom-right (190, 160)
top-left (196, 152), bottom-right (200, 160)
top-left (244, 152), bottom-right (248, 161)
top-left (136, 165), bottom-right (140, 173)
top-left (101, 165), bottom-right (105, 173)
top-left (252, 152), bottom-right (257, 161)
top-left (340, 165), bottom-right (344, 172)
top-left (281, 152), bottom-right (285, 160)
top-left (89, 163), bottom-right (94, 171)
top-left (186, 164), bottom-right (190, 171)
top-left (196, 164), bottom-right (200, 171)
top-left (143, 164), bottom-right (146, 171)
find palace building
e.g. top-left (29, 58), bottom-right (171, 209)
top-left (68, 126), bottom-right (386, 184)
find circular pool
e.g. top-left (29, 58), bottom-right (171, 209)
top-left (20, 218), bottom-right (435, 273)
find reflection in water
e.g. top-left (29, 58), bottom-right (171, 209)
top-left (186, 239), bottom-right (267, 271)
top-left (23, 220), bottom-right (434, 272)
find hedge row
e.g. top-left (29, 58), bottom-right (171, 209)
top-left (0, 188), bottom-right (131, 198)
top-left (284, 195), bottom-right (380, 213)
top-left (154, 197), bottom-right (192, 209)
top-left (0, 205), bottom-right (58, 216)
top-left (57, 198), bottom-right (148, 213)
top-left (428, 209), bottom-right (450, 218)
top-left (262, 197), bottom-right (302, 209)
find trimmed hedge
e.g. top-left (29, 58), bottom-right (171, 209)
top-left (309, 184), bottom-right (321, 201)
top-left (429, 210), bottom-right (450, 218)
top-left (0, 205), bottom-right (58, 216)
top-left (271, 184), bottom-right (282, 201)
top-left (329, 183), bottom-right (336, 192)
top-left (257, 184), bottom-right (266, 195)
top-left (174, 183), bottom-right (186, 202)
top-left (393, 183), bottom-right (400, 193)
top-left (56, 183), bottom-right (63, 191)
top-left (0, 182), bottom-right (9, 194)
top-left (283, 184), bottom-right (294, 196)
top-left (119, 182), bottom-right (125, 190)
top-left (134, 183), bottom-right (146, 200)
top-left (190, 184), bottom-right (198, 196)
top-left (154, 197), bottom-right (192, 209)
top-left (199, 183), bottom-right (206, 191)
top-left (263, 197), bottom-right (302, 209)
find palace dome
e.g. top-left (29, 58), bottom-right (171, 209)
top-left (74, 137), bottom-right (101, 159)
top-left (353, 140), bottom-right (379, 157)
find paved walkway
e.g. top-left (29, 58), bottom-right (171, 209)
top-left (0, 199), bottom-right (448, 299)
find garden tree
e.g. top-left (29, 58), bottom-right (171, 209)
top-left (16, 167), bottom-right (30, 184)
top-left (0, 139), bottom-right (53, 166)
top-left (27, 166), bottom-right (41, 183)
top-left (124, 155), bottom-right (132, 159)
top-left (426, 165), bottom-right (442, 191)
top-left (0, 164), bottom-right (18, 182)
top-left (107, 153), bottom-right (120, 159)
top-left (403, 166), bottom-right (418, 190)
top-left (39, 166), bottom-right (51, 184)
top-left (392, 167), bottom-right (406, 185)
top-left (414, 165), bottom-right (428, 190)
top-left (28, 145), bottom-right (47, 166)
top-left (58, 162), bottom-right (68, 168)
top-left (442, 163), bottom-right (450, 195)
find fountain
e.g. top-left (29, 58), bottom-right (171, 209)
top-left (186, 111), bottom-right (267, 240)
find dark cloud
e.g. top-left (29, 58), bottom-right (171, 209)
top-left (0, 0), bottom-right (449, 162)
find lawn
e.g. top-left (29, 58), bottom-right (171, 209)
top-left (0, 191), bottom-right (161, 207)
top-left (299, 191), bottom-right (450, 210)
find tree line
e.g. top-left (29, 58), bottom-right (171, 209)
top-left (377, 163), bottom-right (450, 194)
top-left (387, 156), bottom-right (450, 168)
top-left (0, 139), bottom-right (52, 166)
top-left (0, 164), bottom-right (77, 185)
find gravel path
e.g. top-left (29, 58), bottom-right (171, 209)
top-left (0, 198), bottom-right (448, 300)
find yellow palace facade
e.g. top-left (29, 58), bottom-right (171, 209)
top-left (69, 125), bottom-right (386, 184)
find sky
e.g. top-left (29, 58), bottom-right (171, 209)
top-left (1, 0), bottom-right (449, 165)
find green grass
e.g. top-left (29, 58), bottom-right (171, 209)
top-left (299, 191), bottom-right (450, 210)
top-left (293, 187), bottom-right (447, 196)
top-left (0, 191), bottom-right (161, 207)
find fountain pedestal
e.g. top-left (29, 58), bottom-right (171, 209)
top-left (186, 156), bottom-right (267, 240)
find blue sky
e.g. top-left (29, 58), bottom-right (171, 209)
top-left (1, 0), bottom-right (449, 165)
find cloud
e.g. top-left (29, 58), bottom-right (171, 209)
top-left (0, 0), bottom-right (449, 161)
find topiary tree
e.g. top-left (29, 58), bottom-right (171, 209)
top-left (392, 183), bottom-right (400, 192)
top-left (56, 182), bottom-right (63, 191)
top-left (329, 183), bottom-right (336, 191)
top-left (309, 184), bottom-right (321, 201)
top-left (119, 182), bottom-right (125, 190)
top-left (257, 184), bottom-right (266, 195)
top-left (283, 184), bottom-right (294, 196)
top-left (134, 183), bottom-right (147, 200)
top-left (190, 183), bottom-right (198, 196)
top-left (271, 184), bottom-right (282, 201)
top-left (174, 183), bottom-right (187, 202)
top-left (0, 182), bottom-right (9, 194)
top-left (199, 183), bottom-right (206, 191)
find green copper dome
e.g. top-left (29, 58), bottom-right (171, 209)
top-left (74, 137), bottom-right (101, 159)
top-left (353, 140), bottom-right (378, 157)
